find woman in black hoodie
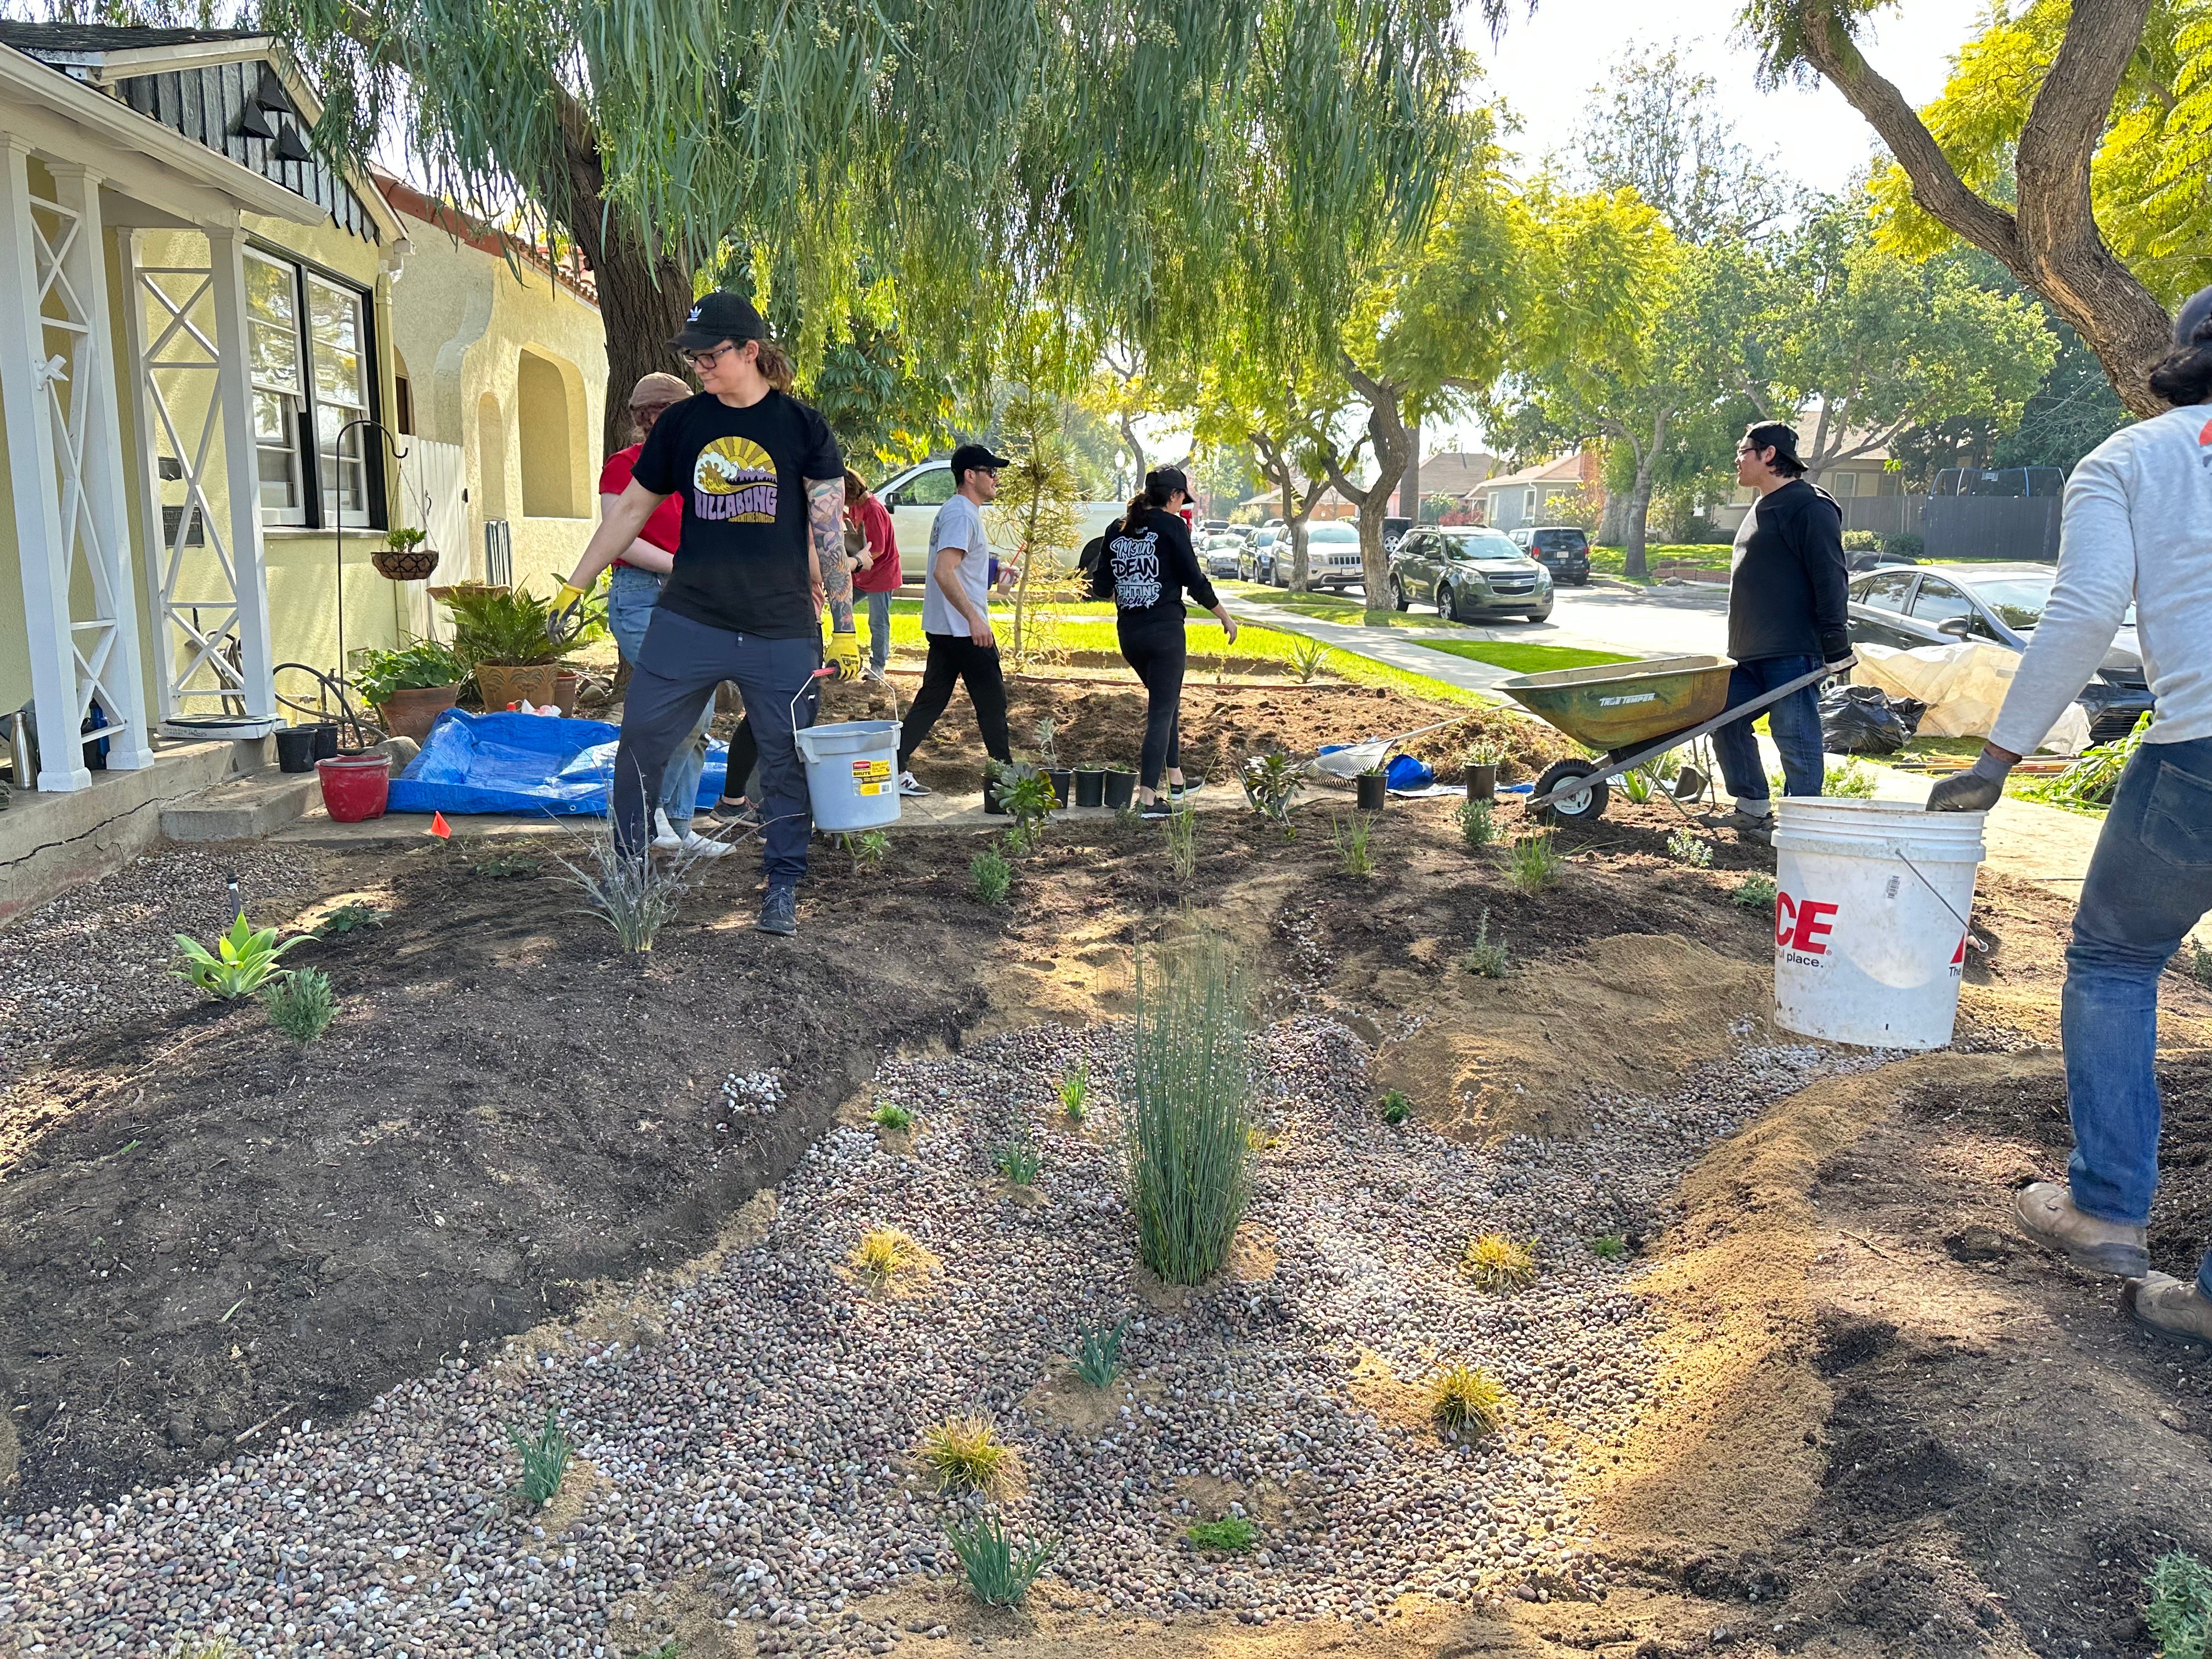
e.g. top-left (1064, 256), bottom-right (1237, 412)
top-left (1088, 466), bottom-right (1240, 817)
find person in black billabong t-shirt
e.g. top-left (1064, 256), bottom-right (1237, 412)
top-left (556, 290), bottom-right (861, 938)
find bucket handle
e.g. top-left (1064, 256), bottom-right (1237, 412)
top-left (1890, 844), bottom-right (1989, 955)
top-left (788, 660), bottom-right (902, 742)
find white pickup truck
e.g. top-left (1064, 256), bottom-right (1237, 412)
top-left (873, 459), bottom-right (1125, 584)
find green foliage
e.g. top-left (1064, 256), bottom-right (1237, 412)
top-left (1430, 1364), bottom-right (1508, 1438)
top-left (1333, 811), bottom-right (1375, 877)
top-left (1000, 393), bottom-right (1088, 671)
top-left (475, 850), bottom-right (543, 878)
top-left (1884, 532), bottom-right (1926, 561)
top-left (1461, 909), bottom-right (1510, 978)
top-left (1666, 828), bottom-right (1714, 868)
top-left (1069, 1316), bottom-right (1130, 1389)
top-left (2024, 710), bottom-right (2153, 809)
top-left (1241, 749), bottom-right (1301, 832)
top-left (992, 1132), bottom-right (1041, 1186)
top-left (350, 639), bottom-right (464, 705)
top-left (1460, 1233), bottom-right (1537, 1291)
top-left (384, 526), bottom-right (429, 552)
top-left (850, 1227), bottom-right (926, 1281)
top-left (556, 825), bottom-right (699, 953)
top-left (989, 763), bottom-right (1057, 840)
top-left (1379, 1089), bottom-right (1411, 1126)
top-left (1286, 635), bottom-right (1330, 684)
top-left (1186, 1517), bottom-right (1260, 1553)
top-left (444, 585), bottom-right (579, 668)
top-left (173, 913), bottom-right (308, 1000)
top-left (844, 830), bottom-right (890, 867)
top-left (1121, 935), bottom-right (1253, 1286)
top-left (507, 1409), bottom-right (572, 1509)
top-left (1058, 1062), bottom-right (1091, 1122)
top-left (972, 844), bottom-right (1014, 906)
top-left (263, 968), bottom-right (337, 1043)
top-left (1827, 759), bottom-right (1877, 798)
top-left (1588, 1233), bottom-right (1629, 1261)
top-left (1619, 767), bottom-right (1655, 805)
top-left (872, 1101), bottom-right (915, 1131)
top-left (946, 1514), bottom-right (1054, 1609)
top-left (315, 901), bottom-right (391, 936)
top-left (1165, 805), bottom-right (1199, 882)
top-left (919, 1416), bottom-right (1012, 1494)
top-left (2185, 940), bottom-right (2212, 989)
top-left (1506, 832), bottom-right (1561, 893)
top-left (1454, 798), bottom-right (1497, 849)
top-left (1841, 528), bottom-right (1883, 552)
top-left (1733, 873), bottom-right (1780, 913)
top-left (2147, 1549), bottom-right (2212, 1659)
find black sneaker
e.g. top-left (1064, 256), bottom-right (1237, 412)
top-left (1169, 776), bottom-right (1205, 798)
top-left (1140, 799), bottom-right (1175, 821)
top-left (709, 796), bottom-right (761, 828)
top-left (755, 883), bottom-right (798, 936)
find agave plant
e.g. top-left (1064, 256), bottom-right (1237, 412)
top-left (173, 913), bottom-right (309, 1000)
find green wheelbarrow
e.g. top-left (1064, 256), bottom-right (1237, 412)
top-left (1496, 653), bottom-right (1852, 823)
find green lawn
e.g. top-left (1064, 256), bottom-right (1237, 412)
top-left (1589, 543), bottom-right (1733, 583)
top-left (1414, 640), bottom-right (1634, 674)
top-left (1231, 588), bottom-right (1481, 630)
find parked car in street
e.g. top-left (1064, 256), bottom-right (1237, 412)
top-left (1845, 561), bottom-right (2151, 742)
top-left (1199, 533), bottom-right (1243, 580)
top-left (1389, 527), bottom-right (1554, 622)
top-left (1509, 525), bottom-right (1592, 585)
top-left (1242, 527), bottom-right (1280, 583)
top-left (1275, 521), bottom-right (1364, 590)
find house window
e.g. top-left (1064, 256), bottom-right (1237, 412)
top-left (244, 246), bottom-right (379, 528)
top-left (1830, 470), bottom-right (1860, 498)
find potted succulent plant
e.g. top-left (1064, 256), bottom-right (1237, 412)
top-left (1357, 763), bottom-right (1389, 811)
top-left (444, 585), bottom-right (582, 710)
top-left (371, 526), bottom-right (441, 583)
top-left (1464, 741), bottom-right (1504, 802)
top-left (351, 639), bottom-right (466, 742)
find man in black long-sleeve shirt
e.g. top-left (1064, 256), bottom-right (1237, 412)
top-left (1704, 422), bottom-right (1854, 845)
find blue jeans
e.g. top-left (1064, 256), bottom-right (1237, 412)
top-left (2063, 734), bottom-right (2212, 1295)
top-left (613, 610), bottom-right (819, 883)
top-left (1711, 653), bottom-right (1824, 803)
top-left (606, 563), bottom-right (714, 826)
top-left (865, 588), bottom-right (893, 673)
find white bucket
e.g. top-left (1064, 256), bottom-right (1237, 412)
top-left (1769, 797), bottom-right (1988, 1051)
top-left (794, 719), bottom-right (901, 832)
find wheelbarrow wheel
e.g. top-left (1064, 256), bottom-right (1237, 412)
top-left (1533, 758), bottom-right (1609, 825)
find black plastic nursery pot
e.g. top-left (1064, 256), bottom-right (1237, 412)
top-left (1047, 768), bottom-right (1074, 808)
top-left (1357, 772), bottom-right (1388, 810)
top-left (274, 726), bottom-right (320, 774)
top-left (1465, 762), bottom-right (1497, 801)
top-left (983, 768), bottom-right (1009, 814)
top-left (1074, 768), bottom-right (1107, 808)
top-left (1102, 770), bottom-right (1137, 809)
top-left (309, 722), bottom-right (341, 760)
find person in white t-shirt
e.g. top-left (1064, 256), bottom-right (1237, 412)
top-left (893, 443), bottom-right (1014, 795)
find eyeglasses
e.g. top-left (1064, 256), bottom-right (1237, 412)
top-left (679, 342), bottom-right (737, 372)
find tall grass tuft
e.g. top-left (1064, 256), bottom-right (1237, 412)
top-left (992, 1132), bottom-right (1041, 1186)
top-left (1164, 806), bottom-right (1199, 881)
top-left (1069, 1316), bottom-right (1130, 1389)
top-left (946, 1514), bottom-right (1055, 1607)
top-left (1430, 1364), bottom-right (1508, 1438)
top-left (263, 968), bottom-right (337, 1042)
top-left (1120, 934), bottom-right (1253, 1285)
top-left (918, 1415), bottom-right (1013, 1493)
top-left (1333, 811), bottom-right (1375, 877)
top-left (507, 1408), bottom-right (572, 1508)
top-left (2147, 1549), bottom-right (2212, 1659)
top-left (1459, 1233), bottom-right (1537, 1291)
top-left (1506, 832), bottom-right (1561, 892)
top-left (1058, 1062), bottom-right (1091, 1121)
top-left (556, 823), bottom-right (702, 953)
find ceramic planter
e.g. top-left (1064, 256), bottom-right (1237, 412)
top-left (373, 683), bottom-right (461, 743)
top-left (475, 663), bottom-right (559, 712)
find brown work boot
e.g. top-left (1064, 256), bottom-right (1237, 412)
top-left (2123, 1274), bottom-right (2212, 1354)
top-left (2014, 1182), bottom-right (2149, 1278)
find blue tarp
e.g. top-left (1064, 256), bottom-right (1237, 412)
top-left (385, 708), bottom-right (726, 816)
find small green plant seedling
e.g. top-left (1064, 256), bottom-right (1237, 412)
top-left (1058, 1062), bottom-right (1091, 1122)
top-left (173, 912), bottom-right (307, 1000)
top-left (506, 1408), bottom-right (572, 1508)
top-left (1069, 1316), bottom-right (1130, 1389)
top-left (872, 1101), bottom-right (915, 1131)
top-left (1186, 1516), bottom-right (1260, 1552)
top-left (992, 1132), bottom-right (1041, 1186)
top-left (1288, 635), bottom-right (1330, 684)
top-left (1454, 798), bottom-right (1497, 849)
top-left (1165, 804), bottom-right (1199, 881)
top-left (1666, 828), bottom-right (1714, 868)
top-left (946, 1513), bottom-right (1055, 1607)
top-left (972, 844), bottom-right (1014, 906)
top-left (1505, 832), bottom-right (1560, 893)
top-left (1460, 1232), bottom-right (1538, 1291)
top-left (1240, 749), bottom-right (1300, 831)
top-left (263, 968), bottom-right (337, 1043)
top-left (474, 849), bottom-right (542, 878)
top-left (1430, 1364), bottom-right (1508, 1438)
top-left (918, 1415), bottom-right (1013, 1493)
top-left (314, 901), bottom-right (390, 936)
top-left (844, 829), bottom-right (889, 866)
top-left (2146, 1548), bottom-right (2212, 1659)
top-left (1333, 811), bottom-right (1375, 877)
top-left (1588, 1233), bottom-right (1629, 1261)
top-left (168, 1640), bottom-right (242, 1659)
top-left (1379, 1089), bottom-right (1411, 1126)
top-left (1461, 908), bottom-right (1509, 978)
top-left (635, 1641), bottom-right (684, 1659)
top-left (849, 1226), bottom-right (925, 1282)
top-left (1732, 873), bottom-right (1779, 913)
top-left (1619, 767), bottom-right (1654, 804)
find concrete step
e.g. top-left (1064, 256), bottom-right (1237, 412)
top-left (161, 769), bottom-right (319, 842)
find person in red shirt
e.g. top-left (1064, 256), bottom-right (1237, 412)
top-left (576, 372), bottom-right (730, 856)
top-left (845, 467), bottom-right (902, 674)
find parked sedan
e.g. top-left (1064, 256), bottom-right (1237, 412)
top-left (1845, 561), bottom-right (2151, 741)
top-left (1200, 533), bottom-right (1243, 580)
top-left (1389, 527), bottom-right (1554, 622)
top-left (1242, 527), bottom-right (1280, 582)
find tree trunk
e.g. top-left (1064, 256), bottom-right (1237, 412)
top-left (1620, 411), bottom-right (1666, 580)
top-left (1336, 373), bottom-right (1412, 623)
top-left (1119, 415), bottom-right (1147, 493)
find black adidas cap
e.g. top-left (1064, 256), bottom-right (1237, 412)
top-left (670, 291), bottom-right (767, 353)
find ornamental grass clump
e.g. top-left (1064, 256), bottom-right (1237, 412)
top-left (1430, 1364), bottom-right (1508, 1438)
top-left (946, 1514), bottom-right (1054, 1607)
top-left (918, 1414), bottom-right (1013, 1494)
top-left (1058, 1062), bottom-right (1091, 1122)
top-left (992, 1132), bottom-right (1041, 1186)
top-left (1069, 1316), bottom-right (1130, 1389)
top-left (556, 823), bottom-right (702, 953)
top-left (507, 1408), bottom-right (572, 1508)
top-left (1333, 811), bottom-right (1375, 877)
top-left (1460, 1232), bottom-right (1537, 1291)
top-left (1506, 832), bottom-right (1560, 893)
top-left (1120, 934), bottom-right (1253, 1286)
top-left (849, 1227), bottom-right (924, 1282)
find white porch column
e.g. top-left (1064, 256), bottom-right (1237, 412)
top-left (0, 133), bottom-right (91, 790)
top-left (47, 161), bottom-right (155, 769)
top-left (202, 219), bottom-right (276, 720)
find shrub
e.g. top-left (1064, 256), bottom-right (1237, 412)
top-left (1430, 1364), bottom-right (1508, 1438)
top-left (1069, 1316), bottom-right (1130, 1389)
top-left (555, 823), bottom-right (703, 953)
top-left (1733, 873), bottom-right (1779, 913)
top-left (1186, 1517), bottom-right (1260, 1552)
top-left (507, 1408), bottom-right (572, 1508)
top-left (946, 1513), bottom-right (1054, 1607)
top-left (1058, 1062), bottom-right (1091, 1122)
top-left (349, 638), bottom-right (464, 706)
top-left (173, 913), bottom-right (307, 999)
top-left (1588, 1233), bottom-right (1628, 1261)
top-left (849, 1227), bottom-right (925, 1282)
top-left (972, 844), bottom-right (1014, 906)
top-left (263, 968), bottom-right (337, 1042)
top-left (1333, 811), bottom-right (1375, 877)
top-left (1826, 758), bottom-right (1876, 797)
top-left (1883, 531), bottom-right (1925, 561)
top-left (1841, 528), bottom-right (1882, 552)
top-left (992, 1132), bottom-right (1041, 1186)
top-left (1460, 1233), bottom-right (1537, 1291)
top-left (1464, 741), bottom-right (1505, 769)
top-left (2187, 940), bottom-right (2212, 989)
top-left (844, 830), bottom-right (889, 866)
top-left (990, 763), bottom-right (1057, 843)
top-left (918, 1415), bottom-right (1012, 1493)
top-left (1506, 832), bottom-right (1560, 893)
top-left (1462, 909), bottom-right (1510, 978)
top-left (444, 584), bottom-right (582, 669)
top-left (872, 1101), bottom-right (915, 1131)
top-left (1666, 828), bottom-right (1714, 868)
top-left (1164, 805), bottom-right (1199, 881)
top-left (2147, 1549), bottom-right (2212, 1659)
top-left (1454, 798), bottom-right (1497, 849)
top-left (314, 901), bottom-right (390, 935)
top-left (1240, 749), bottom-right (1300, 831)
top-left (1380, 1089), bottom-right (1411, 1126)
top-left (1121, 934), bottom-right (1253, 1285)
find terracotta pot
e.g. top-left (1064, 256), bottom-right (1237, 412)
top-left (475, 663), bottom-right (559, 711)
top-left (371, 546), bottom-right (441, 581)
top-left (554, 669), bottom-right (582, 718)
top-left (373, 683), bottom-right (461, 743)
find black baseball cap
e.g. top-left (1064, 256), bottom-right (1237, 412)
top-left (1743, 421), bottom-right (1803, 464)
top-left (670, 291), bottom-right (767, 353)
top-left (950, 442), bottom-right (1012, 482)
top-left (1147, 465), bottom-right (1193, 499)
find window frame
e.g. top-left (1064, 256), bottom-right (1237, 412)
top-left (242, 239), bottom-right (385, 532)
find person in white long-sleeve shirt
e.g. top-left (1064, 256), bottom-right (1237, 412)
top-left (1929, 283), bottom-right (2212, 1353)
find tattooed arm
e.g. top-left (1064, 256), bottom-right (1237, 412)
top-left (809, 476), bottom-right (854, 634)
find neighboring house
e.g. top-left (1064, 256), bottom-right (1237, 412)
top-left (0, 21), bottom-right (411, 793)
top-left (1245, 482), bottom-right (1359, 523)
top-left (1476, 451), bottom-right (1604, 532)
top-left (1396, 449), bottom-right (1494, 517)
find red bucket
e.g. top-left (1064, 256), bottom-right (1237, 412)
top-left (316, 754), bottom-right (391, 822)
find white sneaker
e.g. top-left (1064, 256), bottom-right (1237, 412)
top-left (652, 808), bottom-right (683, 849)
top-left (898, 771), bottom-right (931, 797)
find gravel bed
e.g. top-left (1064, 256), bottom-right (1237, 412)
top-left (0, 1017), bottom-right (1886, 1657)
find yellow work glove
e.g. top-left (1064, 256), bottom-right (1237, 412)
top-left (825, 628), bottom-right (863, 682)
top-left (546, 580), bottom-right (591, 645)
